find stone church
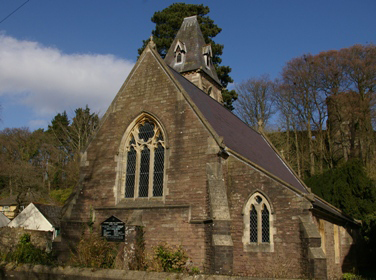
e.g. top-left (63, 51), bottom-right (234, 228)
top-left (61, 16), bottom-right (358, 278)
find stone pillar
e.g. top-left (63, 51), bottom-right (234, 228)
top-left (207, 162), bottom-right (233, 275)
top-left (300, 215), bottom-right (327, 279)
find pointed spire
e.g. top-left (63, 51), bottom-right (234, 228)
top-left (165, 16), bottom-right (222, 99)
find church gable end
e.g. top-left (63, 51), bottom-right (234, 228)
top-left (67, 44), bottom-right (218, 214)
top-left (60, 42), bottom-right (225, 270)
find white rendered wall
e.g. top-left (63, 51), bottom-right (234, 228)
top-left (8, 203), bottom-right (53, 232)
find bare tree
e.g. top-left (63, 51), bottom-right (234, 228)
top-left (273, 44), bottom-right (376, 178)
top-left (282, 54), bottom-right (321, 176)
top-left (0, 128), bottom-right (46, 205)
top-left (235, 75), bottom-right (276, 132)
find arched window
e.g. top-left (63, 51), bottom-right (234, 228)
top-left (174, 40), bottom-right (186, 64)
top-left (122, 117), bottom-right (165, 199)
top-left (176, 52), bottom-right (182, 64)
top-left (243, 192), bottom-right (274, 251)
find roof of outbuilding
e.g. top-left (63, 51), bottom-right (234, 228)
top-left (0, 196), bottom-right (17, 206)
top-left (0, 195), bottom-right (32, 206)
top-left (33, 203), bottom-right (62, 227)
top-left (164, 16), bottom-right (221, 86)
top-left (0, 212), bottom-right (10, 227)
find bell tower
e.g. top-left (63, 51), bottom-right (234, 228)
top-left (164, 16), bottom-right (223, 103)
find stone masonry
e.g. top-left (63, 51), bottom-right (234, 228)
top-left (60, 17), bottom-right (359, 279)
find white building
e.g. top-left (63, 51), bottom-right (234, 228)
top-left (8, 203), bottom-right (61, 239)
top-left (0, 212), bottom-right (10, 227)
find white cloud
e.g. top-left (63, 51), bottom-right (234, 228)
top-left (0, 33), bottom-right (135, 122)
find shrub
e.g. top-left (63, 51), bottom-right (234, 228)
top-left (2, 233), bottom-right (55, 265)
top-left (152, 243), bottom-right (188, 273)
top-left (190, 266), bottom-right (200, 275)
top-left (342, 273), bottom-right (364, 280)
top-left (70, 233), bottom-right (117, 268)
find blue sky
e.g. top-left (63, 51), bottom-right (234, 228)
top-left (0, 0), bottom-right (375, 130)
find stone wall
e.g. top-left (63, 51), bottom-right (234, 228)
top-left (0, 264), bottom-right (271, 280)
top-left (313, 215), bottom-right (358, 278)
top-left (61, 48), bottom-right (219, 272)
top-left (182, 71), bottom-right (222, 103)
top-left (225, 156), bottom-right (310, 278)
top-left (0, 227), bottom-right (52, 253)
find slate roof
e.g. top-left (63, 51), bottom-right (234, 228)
top-left (169, 66), bottom-right (307, 193)
top-left (164, 16), bottom-right (221, 86)
top-left (33, 203), bottom-right (62, 227)
top-left (168, 66), bottom-right (358, 225)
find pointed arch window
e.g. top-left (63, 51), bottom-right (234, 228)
top-left (250, 205), bottom-right (258, 243)
top-left (243, 192), bottom-right (274, 252)
top-left (174, 40), bottom-right (186, 64)
top-left (176, 51), bottom-right (182, 64)
top-left (123, 118), bottom-right (165, 198)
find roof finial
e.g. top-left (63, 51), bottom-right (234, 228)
top-left (149, 35), bottom-right (156, 49)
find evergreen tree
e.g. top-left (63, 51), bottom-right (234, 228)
top-left (47, 106), bottom-right (99, 190)
top-left (138, 3), bottom-right (237, 110)
top-left (305, 159), bottom-right (376, 220)
top-left (47, 111), bottom-right (70, 152)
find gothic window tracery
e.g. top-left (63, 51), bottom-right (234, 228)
top-left (123, 118), bottom-right (165, 199)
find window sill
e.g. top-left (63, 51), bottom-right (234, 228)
top-left (243, 242), bottom-right (274, 253)
top-left (95, 202), bottom-right (190, 211)
top-left (116, 197), bottom-right (164, 207)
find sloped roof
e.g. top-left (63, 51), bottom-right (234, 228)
top-left (0, 212), bottom-right (10, 227)
top-left (0, 196), bottom-right (17, 206)
top-left (164, 16), bottom-right (221, 86)
top-left (169, 66), bottom-right (308, 193)
top-left (168, 66), bottom-right (358, 224)
top-left (0, 195), bottom-right (32, 206)
top-left (34, 203), bottom-right (62, 227)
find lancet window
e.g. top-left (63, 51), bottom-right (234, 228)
top-left (174, 40), bottom-right (186, 64)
